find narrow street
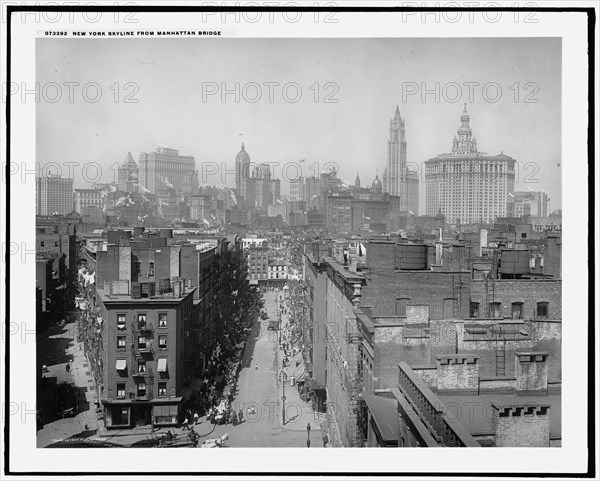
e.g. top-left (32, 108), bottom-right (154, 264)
top-left (171, 289), bottom-right (320, 447)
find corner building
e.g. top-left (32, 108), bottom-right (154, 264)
top-left (425, 105), bottom-right (516, 224)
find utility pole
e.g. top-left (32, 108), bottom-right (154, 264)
top-left (279, 370), bottom-right (288, 425)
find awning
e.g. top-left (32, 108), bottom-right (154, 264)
top-left (296, 371), bottom-right (308, 383)
top-left (157, 358), bottom-right (168, 372)
top-left (116, 359), bottom-right (127, 371)
top-left (153, 404), bottom-right (178, 416)
top-left (292, 360), bottom-right (306, 378)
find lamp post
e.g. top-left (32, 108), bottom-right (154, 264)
top-left (279, 370), bottom-right (288, 425)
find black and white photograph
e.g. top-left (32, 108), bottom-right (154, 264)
top-left (1, 3), bottom-right (596, 479)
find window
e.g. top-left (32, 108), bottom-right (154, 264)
top-left (536, 302), bottom-right (549, 318)
top-left (138, 336), bottom-right (146, 349)
top-left (148, 261), bottom-right (155, 277)
top-left (117, 383), bottom-right (126, 399)
top-left (158, 335), bottom-right (167, 350)
top-left (117, 336), bottom-right (126, 350)
top-left (489, 302), bottom-right (501, 318)
top-left (470, 302), bottom-right (480, 318)
top-left (138, 359), bottom-right (146, 373)
top-left (511, 302), bottom-right (524, 320)
top-left (137, 313), bottom-right (147, 330)
top-left (158, 382), bottom-right (167, 397)
top-left (158, 313), bottom-right (167, 328)
top-left (40, 241), bottom-right (45, 247)
top-left (117, 314), bottom-right (126, 330)
top-left (137, 382), bottom-right (146, 397)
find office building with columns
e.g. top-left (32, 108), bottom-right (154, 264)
top-left (425, 105), bottom-right (516, 224)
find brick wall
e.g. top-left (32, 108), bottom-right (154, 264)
top-left (515, 352), bottom-right (549, 392)
top-left (436, 355), bottom-right (479, 392)
top-left (413, 366), bottom-right (437, 388)
top-left (363, 271), bottom-right (471, 319)
top-left (373, 324), bottom-right (405, 389)
top-left (470, 279), bottom-right (561, 320)
top-left (492, 404), bottom-right (550, 447)
top-left (456, 320), bottom-right (560, 380)
top-left (96, 246), bottom-right (121, 287)
top-left (406, 305), bottom-right (429, 324)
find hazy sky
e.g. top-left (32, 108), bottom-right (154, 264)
top-left (37, 37), bottom-right (561, 212)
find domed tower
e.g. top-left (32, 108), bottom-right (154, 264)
top-left (371, 175), bottom-right (383, 195)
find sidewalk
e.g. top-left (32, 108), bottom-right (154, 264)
top-left (37, 322), bottom-right (99, 448)
top-left (276, 309), bottom-right (321, 434)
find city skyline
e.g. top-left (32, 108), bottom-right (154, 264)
top-left (36, 37), bottom-right (561, 213)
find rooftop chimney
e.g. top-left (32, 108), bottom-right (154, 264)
top-left (491, 402), bottom-right (551, 447)
top-left (436, 355), bottom-right (479, 392)
top-left (515, 352), bottom-right (549, 392)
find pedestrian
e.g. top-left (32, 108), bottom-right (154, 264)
top-left (65, 363), bottom-right (70, 373)
top-left (238, 409), bottom-right (244, 423)
top-left (182, 417), bottom-right (191, 430)
top-left (307, 422), bottom-right (311, 434)
top-left (193, 412), bottom-right (199, 425)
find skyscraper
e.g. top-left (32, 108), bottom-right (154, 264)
top-left (36, 175), bottom-right (74, 215)
top-left (382, 106), bottom-right (419, 214)
top-left (424, 104), bottom-right (516, 224)
top-left (235, 143), bottom-right (251, 204)
top-left (138, 146), bottom-right (195, 195)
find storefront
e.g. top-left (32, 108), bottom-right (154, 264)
top-left (152, 396), bottom-right (182, 426)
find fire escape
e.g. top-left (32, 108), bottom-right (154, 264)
top-left (344, 328), bottom-right (364, 447)
top-left (131, 321), bottom-right (154, 400)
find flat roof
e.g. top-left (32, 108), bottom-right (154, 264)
top-left (438, 393), bottom-right (561, 437)
top-left (97, 287), bottom-right (196, 304)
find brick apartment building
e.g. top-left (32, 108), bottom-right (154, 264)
top-left (98, 279), bottom-right (194, 428)
top-left (302, 225), bottom-right (561, 447)
top-left (78, 228), bottom-right (239, 429)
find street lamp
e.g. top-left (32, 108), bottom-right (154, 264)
top-left (279, 370), bottom-right (288, 425)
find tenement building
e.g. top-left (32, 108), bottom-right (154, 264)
top-left (425, 105), bottom-right (516, 224)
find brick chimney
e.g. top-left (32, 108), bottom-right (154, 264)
top-left (492, 403), bottom-right (551, 447)
top-left (515, 352), bottom-right (549, 392)
top-left (436, 354), bottom-right (479, 392)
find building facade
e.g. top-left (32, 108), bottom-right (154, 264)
top-left (326, 192), bottom-right (353, 234)
top-left (74, 188), bottom-right (105, 214)
top-left (508, 191), bottom-right (550, 218)
top-left (36, 175), bottom-right (74, 216)
top-left (98, 283), bottom-right (194, 429)
top-left (290, 176), bottom-right (305, 201)
top-left (138, 146), bottom-right (196, 195)
top-left (425, 105), bottom-right (516, 224)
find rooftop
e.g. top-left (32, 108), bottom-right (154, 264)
top-left (439, 393), bottom-right (561, 438)
top-left (97, 287), bottom-right (196, 304)
top-left (362, 392), bottom-right (399, 443)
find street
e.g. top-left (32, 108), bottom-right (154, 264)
top-left (37, 289), bottom-right (321, 448)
